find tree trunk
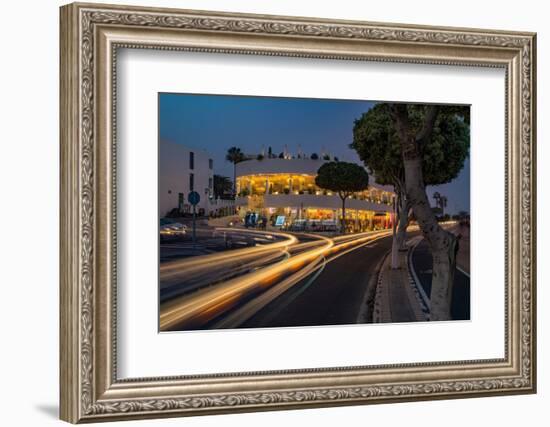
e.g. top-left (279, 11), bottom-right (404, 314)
top-left (391, 105), bottom-right (457, 321)
top-left (403, 155), bottom-right (457, 320)
top-left (391, 200), bottom-right (399, 269)
top-left (431, 234), bottom-right (458, 320)
top-left (396, 191), bottom-right (410, 251)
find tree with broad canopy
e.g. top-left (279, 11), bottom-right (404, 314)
top-left (351, 103), bottom-right (469, 274)
top-left (386, 103), bottom-right (469, 321)
top-left (315, 161), bottom-right (370, 234)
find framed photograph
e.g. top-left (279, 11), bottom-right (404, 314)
top-left (60, 2), bottom-right (536, 423)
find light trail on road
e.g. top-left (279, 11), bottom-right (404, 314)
top-left (211, 229), bottom-right (403, 329)
top-left (159, 228), bottom-right (395, 331)
top-left (160, 228), bottom-right (298, 284)
top-left (159, 230), bottom-right (328, 301)
top-left (160, 233), bottom-right (334, 330)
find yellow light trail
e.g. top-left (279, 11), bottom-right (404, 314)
top-left (212, 231), bottom-right (396, 329)
top-left (160, 234), bottom-right (334, 330)
top-left (159, 228), bottom-right (395, 331)
top-left (160, 228), bottom-right (298, 284)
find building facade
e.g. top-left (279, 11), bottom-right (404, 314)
top-left (235, 158), bottom-right (394, 232)
top-left (159, 140), bottom-right (234, 218)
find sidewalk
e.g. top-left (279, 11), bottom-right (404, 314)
top-left (373, 238), bottom-right (429, 323)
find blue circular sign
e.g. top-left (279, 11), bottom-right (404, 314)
top-left (187, 191), bottom-right (200, 206)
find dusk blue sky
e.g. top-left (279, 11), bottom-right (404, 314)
top-left (159, 93), bottom-right (470, 214)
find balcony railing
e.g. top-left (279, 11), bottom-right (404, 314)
top-left (236, 192), bottom-right (392, 212)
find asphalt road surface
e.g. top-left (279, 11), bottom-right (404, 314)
top-left (238, 234), bottom-right (394, 328)
top-left (159, 228), bottom-right (394, 331)
top-left (159, 224), bottom-right (468, 330)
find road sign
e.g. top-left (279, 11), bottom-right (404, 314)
top-left (188, 191), bottom-right (200, 206)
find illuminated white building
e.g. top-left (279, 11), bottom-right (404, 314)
top-left (235, 157), bottom-right (394, 231)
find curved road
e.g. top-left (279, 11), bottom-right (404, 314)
top-left (159, 228), bottom-right (393, 331)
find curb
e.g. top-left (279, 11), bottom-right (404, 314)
top-left (373, 238), bottom-right (429, 323)
top-left (371, 250), bottom-right (391, 323)
top-left (356, 248), bottom-right (391, 324)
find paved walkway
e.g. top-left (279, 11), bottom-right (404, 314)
top-left (373, 239), bottom-right (429, 323)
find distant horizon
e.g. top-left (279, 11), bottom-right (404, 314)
top-left (159, 92), bottom-right (470, 214)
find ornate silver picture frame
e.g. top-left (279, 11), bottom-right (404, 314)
top-left (60, 2), bottom-right (536, 423)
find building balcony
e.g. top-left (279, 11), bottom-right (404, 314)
top-left (236, 193), bottom-right (392, 213)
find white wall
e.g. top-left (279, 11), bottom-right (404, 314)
top-left (159, 140), bottom-right (213, 216)
top-left (0, 1), bottom-right (546, 427)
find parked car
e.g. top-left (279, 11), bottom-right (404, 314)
top-left (288, 219), bottom-right (307, 232)
top-left (160, 218), bottom-right (187, 242)
top-left (320, 220), bottom-right (338, 232)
